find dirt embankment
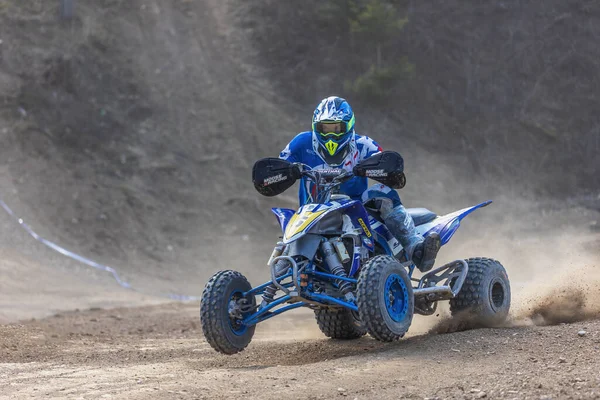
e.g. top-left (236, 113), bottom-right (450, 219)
top-left (0, 2), bottom-right (599, 399)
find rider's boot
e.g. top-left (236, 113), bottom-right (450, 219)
top-left (382, 204), bottom-right (440, 272)
top-left (412, 232), bottom-right (441, 273)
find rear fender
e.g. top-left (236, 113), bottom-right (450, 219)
top-left (417, 201), bottom-right (492, 245)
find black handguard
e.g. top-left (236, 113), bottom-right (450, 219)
top-left (353, 150), bottom-right (406, 189)
top-left (252, 158), bottom-right (301, 196)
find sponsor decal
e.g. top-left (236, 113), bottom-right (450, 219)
top-left (365, 169), bottom-right (388, 178)
top-left (357, 218), bottom-right (372, 237)
top-left (263, 173), bottom-right (287, 186)
top-left (318, 168), bottom-right (343, 175)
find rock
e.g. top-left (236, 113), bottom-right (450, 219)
top-left (559, 357), bottom-right (566, 363)
top-left (476, 392), bottom-right (487, 399)
top-left (578, 330), bottom-right (587, 337)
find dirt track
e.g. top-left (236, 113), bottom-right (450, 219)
top-left (1, 1), bottom-right (599, 398)
top-left (1, 302), bottom-right (599, 400)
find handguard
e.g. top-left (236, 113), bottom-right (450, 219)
top-left (353, 151), bottom-right (406, 189)
top-left (252, 158), bottom-right (301, 196)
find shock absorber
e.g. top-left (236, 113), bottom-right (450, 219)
top-left (261, 243), bottom-right (288, 305)
top-left (321, 240), bottom-right (355, 301)
top-left (261, 284), bottom-right (278, 305)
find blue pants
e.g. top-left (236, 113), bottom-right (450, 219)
top-left (361, 183), bottom-right (402, 214)
top-left (361, 183), bottom-right (423, 255)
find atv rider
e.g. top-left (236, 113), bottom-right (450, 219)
top-left (280, 96), bottom-right (441, 272)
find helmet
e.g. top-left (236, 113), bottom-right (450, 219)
top-left (312, 96), bottom-right (356, 161)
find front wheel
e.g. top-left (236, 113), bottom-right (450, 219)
top-left (450, 258), bottom-right (511, 326)
top-left (357, 255), bottom-right (414, 342)
top-left (200, 270), bottom-right (256, 355)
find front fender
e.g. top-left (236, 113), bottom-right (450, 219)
top-left (271, 207), bottom-right (296, 233)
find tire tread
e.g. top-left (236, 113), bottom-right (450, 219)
top-left (200, 270), bottom-right (254, 355)
top-left (357, 255), bottom-right (413, 342)
top-left (449, 257), bottom-right (510, 324)
top-left (314, 308), bottom-right (366, 339)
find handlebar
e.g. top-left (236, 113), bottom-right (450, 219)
top-left (252, 151), bottom-right (403, 200)
top-left (295, 164), bottom-right (355, 203)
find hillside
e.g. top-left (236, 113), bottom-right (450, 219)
top-left (0, 0), bottom-right (598, 303)
top-left (0, 2), bottom-right (599, 399)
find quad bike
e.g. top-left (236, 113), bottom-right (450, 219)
top-left (200, 151), bottom-right (511, 354)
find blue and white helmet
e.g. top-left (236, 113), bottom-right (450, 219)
top-left (312, 96), bottom-right (356, 158)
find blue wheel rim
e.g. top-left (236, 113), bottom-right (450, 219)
top-left (384, 273), bottom-right (409, 322)
top-left (228, 290), bottom-right (248, 336)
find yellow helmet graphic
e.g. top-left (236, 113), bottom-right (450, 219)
top-left (324, 140), bottom-right (339, 156)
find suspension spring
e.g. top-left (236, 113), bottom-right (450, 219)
top-left (262, 284), bottom-right (278, 304)
top-left (321, 241), bottom-right (353, 296)
top-left (262, 244), bottom-right (289, 305)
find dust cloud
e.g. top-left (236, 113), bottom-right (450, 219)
top-left (421, 195), bottom-right (600, 334)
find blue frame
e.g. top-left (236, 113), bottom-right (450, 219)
top-left (236, 200), bottom-right (491, 329)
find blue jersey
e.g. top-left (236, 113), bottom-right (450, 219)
top-left (280, 131), bottom-right (382, 205)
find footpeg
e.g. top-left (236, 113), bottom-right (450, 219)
top-left (413, 259), bottom-right (468, 302)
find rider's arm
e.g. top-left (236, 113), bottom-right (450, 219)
top-left (279, 132), bottom-right (312, 205)
top-left (279, 142), bottom-right (298, 163)
top-left (356, 135), bottom-right (383, 161)
top-left (279, 132), bottom-right (307, 163)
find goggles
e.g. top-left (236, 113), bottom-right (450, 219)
top-left (314, 121), bottom-right (349, 141)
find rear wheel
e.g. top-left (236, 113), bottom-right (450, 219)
top-left (200, 270), bottom-right (256, 355)
top-left (357, 256), bottom-right (414, 341)
top-left (450, 258), bottom-right (511, 326)
top-left (314, 308), bottom-right (367, 339)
